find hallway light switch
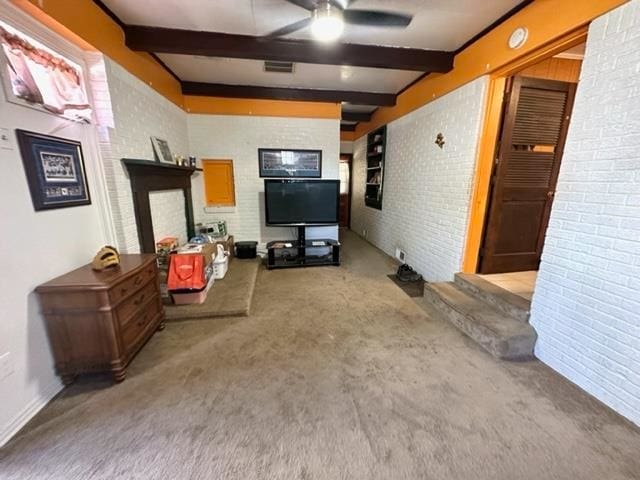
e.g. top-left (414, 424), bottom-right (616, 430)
top-left (0, 128), bottom-right (14, 150)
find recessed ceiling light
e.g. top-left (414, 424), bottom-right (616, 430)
top-left (311, 2), bottom-right (344, 42)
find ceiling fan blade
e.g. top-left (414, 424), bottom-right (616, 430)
top-left (283, 0), bottom-right (317, 11)
top-left (262, 17), bottom-right (312, 39)
top-left (343, 9), bottom-right (413, 28)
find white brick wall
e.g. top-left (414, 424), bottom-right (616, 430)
top-left (187, 115), bottom-right (340, 245)
top-left (94, 64), bottom-right (341, 251)
top-left (340, 140), bottom-right (354, 154)
top-left (149, 189), bottom-right (188, 244)
top-left (97, 59), bottom-right (189, 253)
top-left (530, 0), bottom-right (640, 426)
top-left (351, 76), bottom-right (488, 281)
top-left (0, 4), bottom-right (114, 446)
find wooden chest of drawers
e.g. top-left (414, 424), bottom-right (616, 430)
top-left (36, 254), bottom-right (164, 384)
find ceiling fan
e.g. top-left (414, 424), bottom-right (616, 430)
top-left (264, 0), bottom-right (414, 42)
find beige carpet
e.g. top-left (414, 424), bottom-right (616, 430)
top-left (164, 258), bottom-right (260, 320)
top-left (1, 230), bottom-right (639, 479)
top-left (387, 274), bottom-right (424, 297)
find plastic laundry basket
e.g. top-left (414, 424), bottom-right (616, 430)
top-left (212, 244), bottom-right (229, 279)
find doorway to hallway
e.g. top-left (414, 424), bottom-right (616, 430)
top-left (478, 45), bottom-right (583, 275)
top-left (339, 154), bottom-right (352, 228)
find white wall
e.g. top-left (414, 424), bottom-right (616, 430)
top-left (149, 189), bottom-right (188, 245)
top-left (0, 1), bottom-right (343, 447)
top-left (0, 6), bottom-right (112, 446)
top-left (97, 59), bottom-right (189, 253)
top-left (340, 140), bottom-right (354, 154)
top-left (188, 115), bottom-right (340, 245)
top-left (530, 0), bottom-right (640, 426)
top-left (351, 77), bottom-right (488, 281)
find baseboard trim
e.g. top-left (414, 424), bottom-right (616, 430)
top-left (0, 379), bottom-right (62, 448)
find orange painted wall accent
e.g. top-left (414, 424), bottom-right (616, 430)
top-left (202, 160), bottom-right (236, 206)
top-left (461, 77), bottom-right (506, 273)
top-left (520, 57), bottom-right (583, 83)
top-left (461, 28), bottom-right (589, 273)
top-left (340, 131), bottom-right (357, 142)
top-left (10, 0), bottom-right (620, 122)
top-left (11, 0), bottom-right (184, 107)
top-left (184, 95), bottom-right (341, 119)
top-left (9, 0), bottom-right (343, 119)
top-left (354, 0), bottom-right (626, 139)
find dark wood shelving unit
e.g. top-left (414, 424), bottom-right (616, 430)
top-left (365, 125), bottom-right (386, 210)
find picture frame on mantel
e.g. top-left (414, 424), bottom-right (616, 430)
top-left (258, 148), bottom-right (322, 178)
top-left (151, 136), bottom-right (174, 164)
top-left (16, 129), bottom-right (91, 211)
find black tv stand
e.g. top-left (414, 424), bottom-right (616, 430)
top-left (266, 227), bottom-right (340, 269)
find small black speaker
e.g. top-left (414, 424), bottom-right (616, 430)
top-left (235, 241), bottom-right (258, 259)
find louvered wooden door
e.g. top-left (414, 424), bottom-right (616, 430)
top-left (479, 76), bottom-right (576, 274)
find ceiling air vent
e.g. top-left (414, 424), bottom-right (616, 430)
top-left (264, 61), bottom-right (294, 73)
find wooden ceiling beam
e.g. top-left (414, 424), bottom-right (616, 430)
top-left (342, 111), bottom-right (372, 122)
top-left (182, 82), bottom-right (397, 106)
top-left (125, 26), bottom-right (454, 73)
top-left (340, 123), bottom-right (357, 132)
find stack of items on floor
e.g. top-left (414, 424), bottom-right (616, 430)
top-left (156, 221), bottom-right (235, 305)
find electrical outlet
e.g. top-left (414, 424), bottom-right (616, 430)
top-left (0, 128), bottom-right (13, 150)
top-left (362, 228), bottom-right (367, 238)
top-left (395, 248), bottom-right (406, 263)
top-left (0, 352), bottom-right (14, 381)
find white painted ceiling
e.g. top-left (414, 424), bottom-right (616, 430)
top-left (341, 104), bottom-right (378, 113)
top-left (102, 0), bottom-right (525, 116)
top-left (160, 55), bottom-right (422, 93)
top-left (104, 0), bottom-right (522, 50)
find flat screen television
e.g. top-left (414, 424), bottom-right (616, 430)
top-left (264, 179), bottom-right (339, 226)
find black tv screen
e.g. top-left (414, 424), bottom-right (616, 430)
top-left (265, 179), bottom-right (339, 226)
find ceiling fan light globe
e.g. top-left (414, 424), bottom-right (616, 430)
top-left (311, 4), bottom-right (344, 42)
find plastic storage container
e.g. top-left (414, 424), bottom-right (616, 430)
top-left (212, 244), bottom-right (229, 279)
top-left (172, 274), bottom-right (215, 305)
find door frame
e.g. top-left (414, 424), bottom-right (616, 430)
top-left (461, 26), bottom-right (588, 273)
top-left (478, 76), bottom-right (577, 274)
top-left (339, 153), bottom-right (353, 228)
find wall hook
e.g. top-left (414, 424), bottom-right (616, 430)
top-left (435, 133), bottom-right (445, 149)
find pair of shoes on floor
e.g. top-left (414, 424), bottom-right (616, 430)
top-left (396, 264), bottom-right (423, 283)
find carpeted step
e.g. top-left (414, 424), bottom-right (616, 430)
top-left (164, 258), bottom-right (260, 321)
top-left (422, 282), bottom-right (537, 360)
top-left (454, 273), bottom-right (530, 323)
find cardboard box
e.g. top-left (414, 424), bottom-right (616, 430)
top-left (215, 235), bottom-right (234, 259)
top-left (156, 236), bottom-right (178, 267)
top-left (175, 243), bottom-right (217, 266)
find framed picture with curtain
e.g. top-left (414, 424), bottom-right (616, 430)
top-left (0, 20), bottom-right (92, 123)
top-left (16, 130), bottom-right (91, 211)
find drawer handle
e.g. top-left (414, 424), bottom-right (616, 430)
top-left (134, 293), bottom-right (146, 306)
top-left (137, 311), bottom-right (152, 327)
top-left (120, 274), bottom-right (146, 297)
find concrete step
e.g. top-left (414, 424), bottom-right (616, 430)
top-left (454, 273), bottom-right (530, 323)
top-left (422, 282), bottom-right (537, 361)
